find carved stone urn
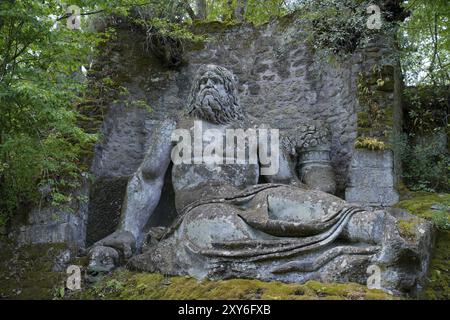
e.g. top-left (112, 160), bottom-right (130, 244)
top-left (298, 147), bottom-right (336, 195)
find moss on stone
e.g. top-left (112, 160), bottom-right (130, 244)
top-left (396, 219), bottom-right (420, 241)
top-left (71, 269), bottom-right (395, 300)
top-left (356, 68), bottom-right (396, 148)
top-left (396, 193), bottom-right (450, 221)
top-left (357, 112), bottom-right (370, 128)
top-left (355, 137), bottom-right (387, 151)
top-left (424, 230), bottom-right (450, 300)
top-left (0, 241), bottom-right (68, 299)
top-left (395, 193), bottom-right (450, 300)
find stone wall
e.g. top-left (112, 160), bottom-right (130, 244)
top-left (12, 184), bottom-right (88, 249)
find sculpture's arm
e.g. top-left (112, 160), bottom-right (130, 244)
top-left (261, 145), bottom-right (302, 186)
top-left (258, 126), bottom-right (303, 186)
top-left (118, 119), bottom-right (176, 245)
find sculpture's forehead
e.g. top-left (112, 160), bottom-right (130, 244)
top-left (199, 70), bottom-right (222, 79)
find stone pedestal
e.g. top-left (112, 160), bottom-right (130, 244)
top-left (299, 147), bottom-right (336, 195)
top-left (345, 149), bottom-right (399, 207)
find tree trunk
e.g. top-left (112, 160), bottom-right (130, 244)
top-left (196, 0), bottom-right (207, 20)
top-left (182, 0), bottom-right (197, 21)
top-left (234, 0), bottom-right (247, 22)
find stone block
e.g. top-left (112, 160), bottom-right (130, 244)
top-left (347, 167), bottom-right (395, 188)
top-left (345, 150), bottom-right (399, 207)
top-left (345, 186), bottom-right (399, 207)
top-left (350, 149), bottom-right (394, 168)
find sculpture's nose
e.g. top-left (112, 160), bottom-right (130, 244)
top-left (205, 78), bottom-right (214, 88)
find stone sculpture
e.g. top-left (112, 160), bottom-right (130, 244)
top-left (88, 65), bottom-right (432, 295)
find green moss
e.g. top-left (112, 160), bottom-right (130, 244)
top-left (71, 270), bottom-right (395, 300)
top-left (397, 219), bottom-right (420, 241)
top-left (0, 242), bottom-right (68, 299)
top-left (357, 112), bottom-right (370, 128)
top-left (395, 193), bottom-right (450, 300)
top-left (424, 230), bottom-right (450, 300)
top-left (395, 193), bottom-right (450, 220)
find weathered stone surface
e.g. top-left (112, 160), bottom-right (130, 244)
top-left (346, 187), bottom-right (400, 207)
top-left (90, 19), bottom-right (394, 196)
top-left (129, 184), bottom-right (432, 296)
top-left (346, 150), bottom-right (399, 207)
top-left (52, 248), bottom-right (73, 272)
top-left (85, 176), bottom-right (129, 246)
top-left (87, 245), bottom-right (119, 274)
top-left (14, 184), bottom-right (88, 248)
top-left (93, 230), bottom-right (136, 260)
top-left (90, 65), bottom-right (431, 296)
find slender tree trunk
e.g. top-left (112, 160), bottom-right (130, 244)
top-left (182, 0), bottom-right (197, 20)
top-left (227, 0), bottom-right (234, 20)
top-left (235, 0), bottom-right (248, 22)
top-left (196, 0), bottom-right (207, 20)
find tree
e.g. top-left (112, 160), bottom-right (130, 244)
top-left (400, 0), bottom-right (450, 86)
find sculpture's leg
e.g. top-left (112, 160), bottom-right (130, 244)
top-left (340, 209), bottom-right (386, 244)
top-left (181, 203), bottom-right (264, 250)
top-left (87, 120), bottom-right (176, 274)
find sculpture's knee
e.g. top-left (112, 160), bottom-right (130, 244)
top-left (182, 204), bottom-right (253, 249)
top-left (342, 209), bottom-right (386, 244)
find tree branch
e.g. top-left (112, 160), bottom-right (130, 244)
top-left (56, 9), bottom-right (105, 22)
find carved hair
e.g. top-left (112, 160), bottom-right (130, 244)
top-left (186, 64), bottom-right (245, 124)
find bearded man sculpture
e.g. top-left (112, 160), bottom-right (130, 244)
top-left (88, 65), bottom-right (432, 295)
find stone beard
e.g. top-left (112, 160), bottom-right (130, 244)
top-left (187, 64), bottom-right (245, 125)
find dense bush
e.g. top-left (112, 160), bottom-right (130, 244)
top-left (397, 86), bottom-right (449, 192)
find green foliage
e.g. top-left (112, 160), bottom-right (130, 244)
top-left (205, 0), bottom-right (288, 25)
top-left (400, 0), bottom-right (450, 86)
top-left (433, 204), bottom-right (450, 231)
top-left (394, 133), bottom-right (449, 192)
top-left (399, 85), bottom-right (449, 193)
top-left (403, 85), bottom-right (449, 135)
top-left (287, 0), bottom-right (398, 57)
top-left (355, 137), bottom-right (387, 151)
top-left (132, 15), bottom-right (206, 67)
top-left (0, 0), bottom-right (144, 224)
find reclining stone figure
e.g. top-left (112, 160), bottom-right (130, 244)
top-left (88, 64), bottom-right (432, 295)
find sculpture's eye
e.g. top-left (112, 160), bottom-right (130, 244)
top-left (212, 77), bottom-right (222, 86)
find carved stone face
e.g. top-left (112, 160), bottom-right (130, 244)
top-left (187, 64), bottom-right (245, 124)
